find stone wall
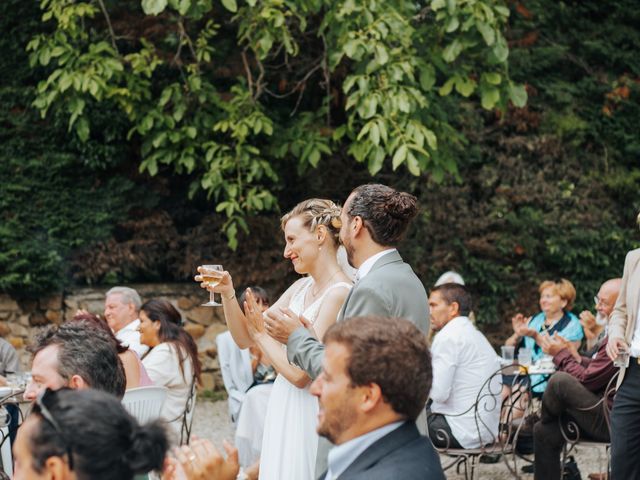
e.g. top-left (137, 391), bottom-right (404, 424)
top-left (0, 283), bottom-right (230, 391)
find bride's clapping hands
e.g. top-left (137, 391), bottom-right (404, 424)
top-left (244, 288), bottom-right (266, 339)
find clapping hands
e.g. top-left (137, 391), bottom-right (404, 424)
top-left (511, 313), bottom-right (535, 338)
top-left (163, 438), bottom-right (239, 480)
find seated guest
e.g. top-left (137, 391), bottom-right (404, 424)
top-left (217, 287), bottom-right (274, 471)
top-left (13, 388), bottom-right (167, 480)
top-left (533, 278), bottom-right (621, 480)
top-left (0, 336), bottom-right (21, 444)
top-left (138, 298), bottom-right (202, 444)
top-left (579, 279), bottom-right (622, 356)
top-left (24, 321), bottom-right (126, 401)
top-left (428, 283), bottom-right (501, 448)
top-left (311, 316), bottom-right (445, 479)
top-left (104, 286), bottom-right (149, 357)
top-left (71, 312), bottom-right (153, 389)
top-left (505, 278), bottom-right (584, 394)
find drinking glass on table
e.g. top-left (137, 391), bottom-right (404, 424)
top-left (199, 264), bottom-right (224, 306)
top-left (614, 346), bottom-right (630, 368)
top-left (518, 347), bottom-right (532, 367)
top-left (501, 345), bottom-right (515, 364)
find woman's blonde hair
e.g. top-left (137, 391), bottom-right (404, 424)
top-left (538, 278), bottom-right (576, 311)
top-left (280, 198), bottom-right (342, 245)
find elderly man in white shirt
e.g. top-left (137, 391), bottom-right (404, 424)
top-left (427, 283), bottom-right (501, 449)
top-left (104, 286), bottom-right (149, 357)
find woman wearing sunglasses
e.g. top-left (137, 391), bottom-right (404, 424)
top-left (12, 388), bottom-right (167, 480)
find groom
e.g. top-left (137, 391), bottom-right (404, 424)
top-left (264, 183), bottom-right (430, 475)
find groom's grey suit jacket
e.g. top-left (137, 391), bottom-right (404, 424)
top-left (286, 249), bottom-right (430, 378)
top-left (285, 250), bottom-right (430, 477)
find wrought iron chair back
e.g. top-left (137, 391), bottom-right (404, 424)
top-left (427, 363), bottom-right (535, 480)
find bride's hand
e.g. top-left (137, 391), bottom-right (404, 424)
top-left (244, 288), bottom-right (266, 338)
top-left (194, 268), bottom-right (235, 297)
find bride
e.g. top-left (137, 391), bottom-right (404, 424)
top-left (199, 199), bottom-right (351, 480)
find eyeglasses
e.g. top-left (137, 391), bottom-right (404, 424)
top-left (34, 389), bottom-right (74, 471)
top-left (594, 296), bottom-right (610, 307)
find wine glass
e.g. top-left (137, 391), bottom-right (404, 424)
top-left (199, 264), bottom-right (223, 306)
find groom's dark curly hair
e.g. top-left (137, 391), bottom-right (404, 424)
top-left (346, 184), bottom-right (418, 246)
top-left (324, 316), bottom-right (431, 420)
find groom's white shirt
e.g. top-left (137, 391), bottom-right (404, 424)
top-left (355, 249), bottom-right (397, 281)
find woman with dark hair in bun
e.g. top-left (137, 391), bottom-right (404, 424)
top-left (12, 388), bottom-right (167, 480)
top-left (138, 299), bottom-right (202, 444)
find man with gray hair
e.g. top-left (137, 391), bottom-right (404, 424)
top-left (104, 286), bottom-right (148, 357)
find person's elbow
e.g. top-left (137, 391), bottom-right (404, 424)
top-left (290, 371), bottom-right (311, 388)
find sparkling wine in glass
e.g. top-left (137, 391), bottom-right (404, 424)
top-left (200, 264), bottom-right (223, 306)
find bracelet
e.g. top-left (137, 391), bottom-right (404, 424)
top-left (225, 292), bottom-right (236, 301)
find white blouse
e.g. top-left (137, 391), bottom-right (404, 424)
top-left (142, 342), bottom-right (194, 444)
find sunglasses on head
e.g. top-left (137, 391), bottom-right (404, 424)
top-left (34, 388), bottom-right (74, 471)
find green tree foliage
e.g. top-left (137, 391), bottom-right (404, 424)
top-left (26, 0), bottom-right (524, 247)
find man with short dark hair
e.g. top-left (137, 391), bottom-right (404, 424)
top-left (310, 316), bottom-right (444, 479)
top-left (24, 321), bottom-right (126, 401)
top-left (428, 283), bottom-right (501, 448)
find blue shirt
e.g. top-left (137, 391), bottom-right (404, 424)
top-left (324, 421), bottom-right (404, 480)
top-left (523, 311), bottom-right (584, 393)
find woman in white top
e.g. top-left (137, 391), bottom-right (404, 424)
top-left (198, 198), bottom-right (352, 480)
top-left (138, 298), bottom-right (202, 444)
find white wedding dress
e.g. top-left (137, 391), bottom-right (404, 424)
top-left (258, 277), bottom-right (351, 480)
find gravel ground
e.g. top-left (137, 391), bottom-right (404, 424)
top-left (192, 399), bottom-right (609, 479)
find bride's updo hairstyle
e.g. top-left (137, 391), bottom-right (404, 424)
top-left (347, 184), bottom-right (418, 246)
top-left (281, 199), bottom-right (342, 246)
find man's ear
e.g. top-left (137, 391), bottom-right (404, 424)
top-left (360, 383), bottom-right (384, 414)
top-left (449, 301), bottom-right (460, 318)
top-left (68, 374), bottom-right (88, 390)
top-left (44, 455), bottom-right (72, 479)
top-left (351, 216), bottom-right (365, 237)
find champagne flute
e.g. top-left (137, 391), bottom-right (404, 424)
top-left (200, 264), bottom-right (224, 306)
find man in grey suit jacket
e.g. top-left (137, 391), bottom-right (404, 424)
top-left (310, 316), bottom-right (444, 480)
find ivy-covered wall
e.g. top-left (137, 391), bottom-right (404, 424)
top-left (1, 0), bottom-right (639, 341)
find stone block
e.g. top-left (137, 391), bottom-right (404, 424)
top-left (29, 312), bottom-right (48, 326)
top-left (18, 315), bottom-right (30, 327)
top-left (0, 295), bottom-right (19, 311)
top-left (9, 324), bottom-right (29, 338)
top-left (45, 309), bottom-right (62, 324)
top-left (8, 337), bottom-right (24, 350)
top-left (200, 372), bottom-right (215, 391)
top-left (0, 322), bottom-right (10, 337)
top-left (184, 323), bottom-right (205, 340)
top-left (197, 323), bottom-right (228, 354)
top-left (177, 296), bottom-right (195, 310)
top-left (40, 294), bottom-right (62, 311)
top-left (184, 306), bottom-right (216, 326)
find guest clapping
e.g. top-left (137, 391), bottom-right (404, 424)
top-left (505, 279), bottom-right (584, 393)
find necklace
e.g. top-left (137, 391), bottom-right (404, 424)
top-left (311, 270), bottom-right (342, 297)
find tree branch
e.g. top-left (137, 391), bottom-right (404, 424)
top-left (97, 0), bottom-right (118, 53)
